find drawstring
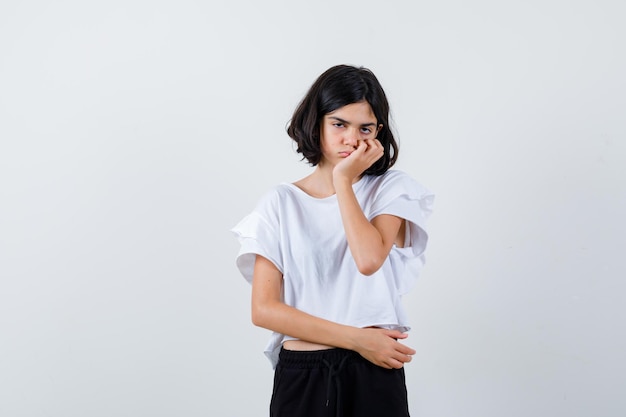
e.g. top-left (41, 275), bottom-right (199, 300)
top-left (322, 354), bottom-right (349, 415)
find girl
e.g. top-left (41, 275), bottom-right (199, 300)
top-left (232, 64), bottom-right (434, 417)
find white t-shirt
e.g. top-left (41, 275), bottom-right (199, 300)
top-left (231, 169), bottom-right (434, 367)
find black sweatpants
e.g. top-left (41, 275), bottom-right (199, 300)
top-left (270, 347), bottom-right (410, 417)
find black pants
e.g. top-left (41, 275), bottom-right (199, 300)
top-left (270, 347), bottom-right (410, 417)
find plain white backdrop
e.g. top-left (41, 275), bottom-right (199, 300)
top-left (1, 1), bottom-right (625, 416)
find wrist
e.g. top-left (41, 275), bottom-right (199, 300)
top-left (342, 326), bottom-right (363, 352)
top-left (332, 171), bottom-right (355, 189)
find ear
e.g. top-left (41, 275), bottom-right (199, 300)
top-left (377, 124), bottom-right (383, 133)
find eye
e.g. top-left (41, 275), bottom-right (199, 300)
top-left (361, 127), bottom-right (372, 134)
top-left (333, 122), bottom-right (344, 128)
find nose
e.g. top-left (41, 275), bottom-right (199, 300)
top-left (344, 127), bottom-right (360, 147)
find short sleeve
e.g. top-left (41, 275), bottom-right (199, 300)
top-left (369, 171), bottom-right (435, 294)
top-left (230, 192), bottom-right (284, 284)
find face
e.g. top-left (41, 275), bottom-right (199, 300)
top-left (319, 101), bottom-right (382, 166)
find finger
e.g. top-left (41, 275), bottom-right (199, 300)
top-left (394, 341), bottom-right (416, 355)
top-left (383, 329), bottom-right (408, 339)
top-left (397, 348), bottom-right (415, 363)
top-left (364, 138), bottom-right (378, 150)
top-left (350, 141), bottom-right (367, 155)
top-left (388, 339), bottom-right (415, 356)
top-left (388, 358), bottom-right (405, 369)
top-left (367, 138), bottom-right (383, 149)
top-left (366, 139), bottom-right (384, 157)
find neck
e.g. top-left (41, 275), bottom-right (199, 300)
top-left (309, 163), bottom-right (336, 195)
top-left (292, 163), bottom-right (339, 199)
top-left (294, 162), bottom-right (362, 199)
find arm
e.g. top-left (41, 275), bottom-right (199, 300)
top-left (333, 139), bottom-right (403, 275)
top-left (251, 255), bottom-right (415, 369)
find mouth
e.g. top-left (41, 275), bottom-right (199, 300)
top-left (338, 151), bottom-right (352, 157)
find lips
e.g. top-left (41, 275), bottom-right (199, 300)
top-left (339, 151), bottom-right (352, 157)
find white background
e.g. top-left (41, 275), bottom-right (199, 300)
top-left (1, 1), bottom-right (625, 416)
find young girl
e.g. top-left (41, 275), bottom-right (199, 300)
top-left (231, 64), bottom-right (434, 417)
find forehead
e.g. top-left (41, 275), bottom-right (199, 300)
top-left (325, 101), bottom-right (377, 123)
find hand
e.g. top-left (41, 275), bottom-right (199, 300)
top-left (333, 139), bottom-right (384, 184)
top-left (352, 328), bottom-right (416, 369)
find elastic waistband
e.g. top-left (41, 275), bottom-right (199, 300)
top-left (277, 347), bottom-right (362, 369)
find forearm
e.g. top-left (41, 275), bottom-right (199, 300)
top-left (252, 299), bottom-right (360, 350)
top-left (334, 177), bottom-right (390, 275)
top-left (253, 299), bottom-right (414, 369)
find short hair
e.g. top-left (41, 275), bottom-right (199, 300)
top-left (287, 64), bottom-right (399, 176)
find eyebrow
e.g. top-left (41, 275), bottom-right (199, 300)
top-left (328, 116), bottom-right (377, 127)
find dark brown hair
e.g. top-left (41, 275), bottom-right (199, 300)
top-left (287, 65), bottom-right (398, 176)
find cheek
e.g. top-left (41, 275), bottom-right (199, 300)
top-left (319, 128), bottom-right (334, 149)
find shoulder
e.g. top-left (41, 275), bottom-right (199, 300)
top-left (253, 183), bottom-right (301, 213)
top-left (362, 169), bottom-right (431, 198)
